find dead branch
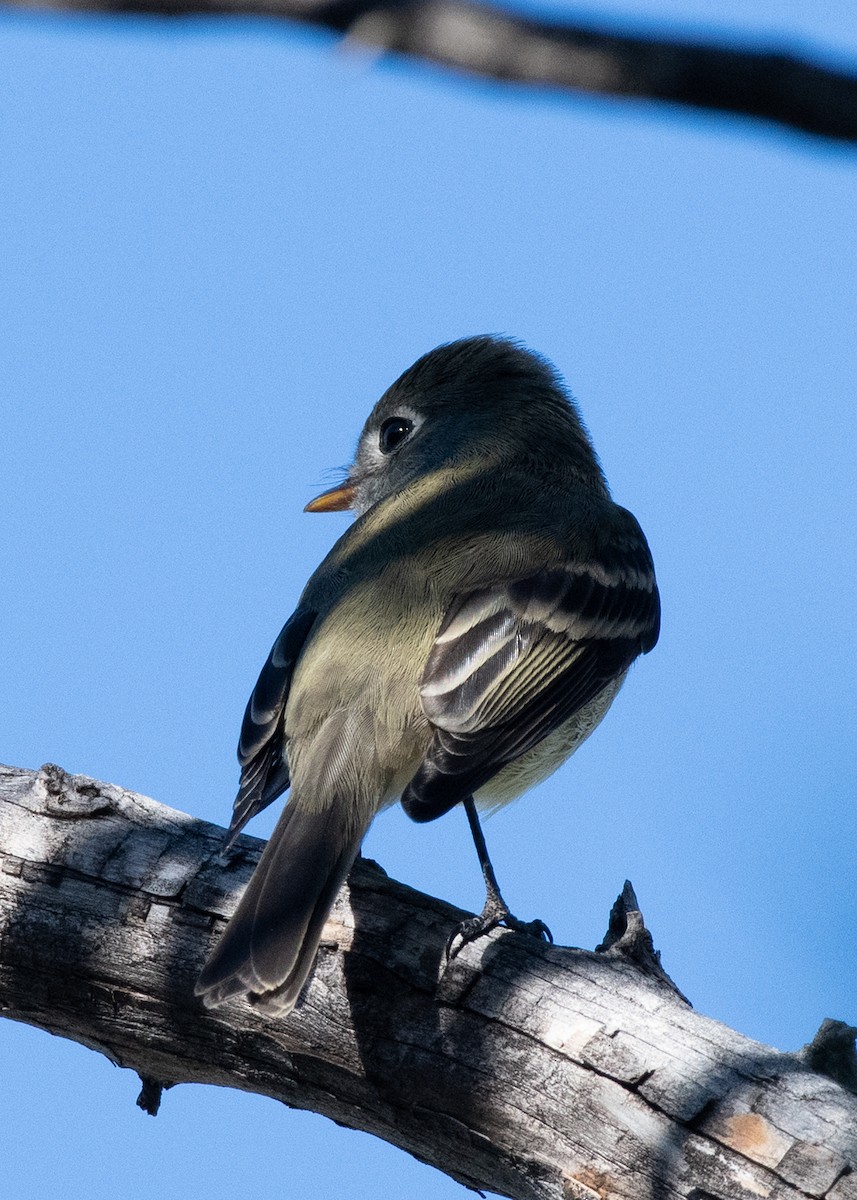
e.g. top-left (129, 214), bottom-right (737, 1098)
top-left (1, 762), bottom-right (855, 1199)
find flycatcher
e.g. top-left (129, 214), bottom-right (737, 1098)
top-left (196, 336), bottom-right (660, 1014)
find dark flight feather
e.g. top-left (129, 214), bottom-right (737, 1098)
top-left (226, 608), bottom-right (316, 846)
top-left (402, 547), bottom-right (660, 822)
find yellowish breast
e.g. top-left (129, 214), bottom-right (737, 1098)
top-left (473, 673), bottom-right (626, 814)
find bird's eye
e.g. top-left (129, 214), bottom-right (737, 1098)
top-left (379, 417), bottom-right (413, 455)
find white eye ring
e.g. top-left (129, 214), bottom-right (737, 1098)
top-left (379, 416), bottom-right (414, 455)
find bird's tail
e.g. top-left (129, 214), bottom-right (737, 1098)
top-left (195, 794), bottom-right (365, 1015)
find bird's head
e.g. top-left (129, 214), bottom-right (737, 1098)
top-left (305, 335), bottom-right (606, 516)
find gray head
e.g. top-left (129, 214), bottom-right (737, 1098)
top-left (306, 336), bottom-right (606, 515)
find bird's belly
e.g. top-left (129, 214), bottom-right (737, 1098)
top-left (473, 673), bottom-right (626, 814)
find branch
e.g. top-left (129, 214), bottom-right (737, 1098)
top-left (6, 0), bottom-right (857, 143)
top-left (1, 762), bottom-right (855, 1199)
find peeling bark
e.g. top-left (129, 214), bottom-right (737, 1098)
top-left (1, 762), bottom-right (855, 1200)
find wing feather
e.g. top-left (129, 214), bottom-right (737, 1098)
top-left (402, 534), bottom-right (659, 823)
top-left (227, 608), bottom-right (316, 845)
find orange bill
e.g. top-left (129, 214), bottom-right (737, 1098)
top-left (304, 480), bottom-right (357, 512)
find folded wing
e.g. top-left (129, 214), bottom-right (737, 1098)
top-left (227, 607), bottom-right (316, 845)
top-left (401, 528), bottom-right (659, 822)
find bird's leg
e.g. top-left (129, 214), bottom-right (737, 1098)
top-left (446, 797), bottom-right (553, 960)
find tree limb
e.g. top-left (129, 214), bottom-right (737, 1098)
top-left (6, 0), bottom-right (857, 143)
top-left (1, 761), bottom-right (855, 1199)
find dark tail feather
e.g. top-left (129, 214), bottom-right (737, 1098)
top-left (196, 795), bottom-right (364, 1014)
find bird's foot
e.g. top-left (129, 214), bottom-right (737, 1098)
top-left (446, 899), bottom-right (553, 961)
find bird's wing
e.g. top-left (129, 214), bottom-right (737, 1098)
top-left (226, 607), bottom-right (317, 845)
top-left (401, 528), bottom-right (659, 822)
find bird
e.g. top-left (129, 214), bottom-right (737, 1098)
top-left (195, 335), bottom-right (660, 1015)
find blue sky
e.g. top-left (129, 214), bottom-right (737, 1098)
top-left (2, 3), bottom-right (856, 1197)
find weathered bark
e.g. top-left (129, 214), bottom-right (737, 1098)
top-left (1, 762), bottom-right (855, 1200)
top-left (7, 0), bottom-right (857, 144)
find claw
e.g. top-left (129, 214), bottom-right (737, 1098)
top-left (512, 917), bottom-right (553, 944)
top-left (445, 907), bottom-right (553, 961)
top-left (445, 913), bottom-right (502, 961)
